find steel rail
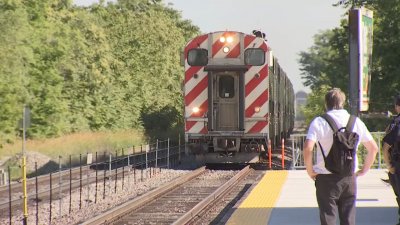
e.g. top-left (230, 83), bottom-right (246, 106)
top-left (79, 166), bottom-right (207, 225)
top-left (172, 165), bottom-right (251, 225)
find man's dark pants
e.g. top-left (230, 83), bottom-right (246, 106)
top-left (315, 174), bottom-right (356, 225)
top-left (389, 165), bottom-right (400, 225)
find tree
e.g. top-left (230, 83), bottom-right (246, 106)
top-left (300, 1), bottom-right (400, 121)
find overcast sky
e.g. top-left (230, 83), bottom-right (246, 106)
top-left (74, 0), bottom-right (347, 93)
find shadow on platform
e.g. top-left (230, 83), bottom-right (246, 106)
top-left (268, 207), bottom-right (397, 225)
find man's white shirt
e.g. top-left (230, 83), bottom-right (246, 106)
top-left (306, 109), bottom-right (374, 174)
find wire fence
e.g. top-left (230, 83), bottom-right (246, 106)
top-left (290, 132), bottom-right (385, 170)
top-left (0, 138), bottom-right (184, 225)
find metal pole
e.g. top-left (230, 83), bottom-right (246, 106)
top-left (86, 154), bottom-right (90, 206)
top-left (58, 156), bottom-right (62, 218)
top-left (155, 139), bottom-right (158, 170)
top-left (108, 154), bottom-right (112, 195)
top-left (122, 149), bottom-right (125, 190)
top-left (22, 106), bottom-right (28, 225)
top-left (69, 155), bottom-right (72, 214)
top-left (291, 139), bottom-right (295, 170)
top-left (95, 152), bottom-right (98, 203)
top-left (127, 150), bottom-right (130, 187)
top-left (145, 144), bottom-right (148, 171)
top-left (178, 134), bottom-right (181, 164)
top-left (349, 8), bottom-right (360, 116)
top-left (377, 133), bottom-right (382, 169)
top-left (167, 138), bottom-right (170, 169)
top-left (79, 154), bottom-right (82, 209)
top-left (8, 166), bottom-right (12, 225)
top-left (49, 173), bottom-right (52, 223)
top-left (35, 162), bottom-right (39, 225)
top-left (114, 150), bottom-right (117, 193)
top-left (281, 138), bottom-right (285, 169)
top-left (103, 152), bottom-right (106, 199)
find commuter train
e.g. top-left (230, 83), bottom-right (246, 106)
top-left (183, 30), bottom-right (294, 163)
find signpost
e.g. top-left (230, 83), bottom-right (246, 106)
top-left (349, 7), bottom-right (374, 115)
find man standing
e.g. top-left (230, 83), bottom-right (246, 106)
top-left (382, 95), bottom-right (400, 225)
top-left (303, 88), bottom-right (378, 225)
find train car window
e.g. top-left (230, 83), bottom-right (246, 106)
top-left (187, 49), bottom-right (208, 66)
top-left (244, 48), bottom-right (265, 66)
top-left (219, 75), bottom-right (234, 98)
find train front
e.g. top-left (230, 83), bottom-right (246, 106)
top-left (183, 31), bottom-right (271, 163)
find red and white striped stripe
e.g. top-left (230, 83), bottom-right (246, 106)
top-left (184, 34), bottom-right (208, 133)
top-left (243, 35), bottom-right (269, 133)
top-left (184, 31), bottom-right (270, 135)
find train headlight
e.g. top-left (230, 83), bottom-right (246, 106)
top-left (192, 107), bottom-right (200, 113)
top-left (226, 36), bottom-right (233, 43)
top-left (219, 36), bottom-right (226, 43)
top-left (223, 47), bottom-right (230, 53)
top-left (254, 106), bottom-right (261, 113)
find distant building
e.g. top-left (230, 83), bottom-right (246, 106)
top-left (295, 91), bottom-right (307, 121)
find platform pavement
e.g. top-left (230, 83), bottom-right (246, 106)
top-left (268, 169), bottom-right (398, 225)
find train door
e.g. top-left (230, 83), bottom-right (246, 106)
top-left (213, 72), bottom-right (239, 131)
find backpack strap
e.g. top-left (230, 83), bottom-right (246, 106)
top-left (317, 141), bottom-right (328, 161)
top-left (346, 115), bottom-right (357, 132)
top-left (320, 114), bottom-right (338, 132)
top-left (318, 113), bottom-right (351, 163)
top-left (317, 114), bottom-right (336, 163)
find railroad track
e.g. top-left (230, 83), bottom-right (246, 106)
top-left (187, 168), bottom-right (265, 224)
top-left (0, 165), bottom-right (146, 212)
top-left (0, 166), bottom-right (90, 196)
top-left (80, 166), bottom-right (253, 225)
top-left (0, 166), bottom-right (92, 210)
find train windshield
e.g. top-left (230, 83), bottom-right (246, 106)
top-left (187, 48), bottom-right (208, 66)
top-left (244, 48), bottom-right (265, 66)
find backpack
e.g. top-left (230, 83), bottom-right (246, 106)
top-left (317, 114), bottom-right (359, 176)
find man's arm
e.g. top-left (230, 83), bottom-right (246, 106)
top-left (382, 142), bottom-right (395, 174)
top-left (356, 140), bottom-right (378, 176)
top-left (303, 139), bottom-right (318, 180)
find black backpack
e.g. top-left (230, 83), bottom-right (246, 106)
top-left (317, 114), bottom-right (359, 176)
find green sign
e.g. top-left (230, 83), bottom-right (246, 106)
top-left (360, 8), bottom-right (373, 112)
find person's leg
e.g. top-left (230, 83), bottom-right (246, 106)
top-left (389, 172), bottom-right (400, 225)
top-left (316, 174), bottom-right (340, 225)
top-left (338, 175), bottom-right (356, 225)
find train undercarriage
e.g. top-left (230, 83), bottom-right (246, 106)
top-left (185, 135), bottom-right (269, 164)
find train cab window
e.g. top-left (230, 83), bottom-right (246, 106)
top-left (244, 48), bottom-right (265, 66)
top-left (219, 75), bottom-right (234, 98)
top-left (187, 48), bottom-right (208, 66)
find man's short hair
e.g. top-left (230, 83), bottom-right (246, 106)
top-left (395, 95), bottom-right (400, 106)
top-left (325, 88), bottom-right (346, 110)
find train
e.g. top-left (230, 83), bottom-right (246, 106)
top-left (182, 30), bottom-right (294, 163)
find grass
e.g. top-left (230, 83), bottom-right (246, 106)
top-left (0, 129), bottom-right (146, 161)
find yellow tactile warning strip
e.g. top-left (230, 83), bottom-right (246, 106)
top-left (226, 170), bottom-right (288, 225)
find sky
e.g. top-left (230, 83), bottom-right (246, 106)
top-left (74, 0), bottom-right (347, 93)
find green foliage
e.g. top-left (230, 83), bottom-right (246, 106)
top-left (299, 22), bottom-right (348, 92)
top-left (302, 86), bottom-right (330, 124)
top-left (300, 2), bottom-right (400, 124)
top-left (0, 0), bottom-right (200, 147)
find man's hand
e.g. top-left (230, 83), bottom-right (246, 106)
top-left (388, 166), bottom-right (396, 174)
top-left (356, 168), bottom-right (368, 177)
top-left (303, 139), bottom-right (317, 180)
top-left (307, 170), bottom-right (318, 180)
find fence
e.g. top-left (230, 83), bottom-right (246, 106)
top-left (0, 138), bottom-right (184, 225)
top-left (290, 132), bottom-right (385, 170)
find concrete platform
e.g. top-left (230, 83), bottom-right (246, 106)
top-left (269, 169), bottom-right (398, 225)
